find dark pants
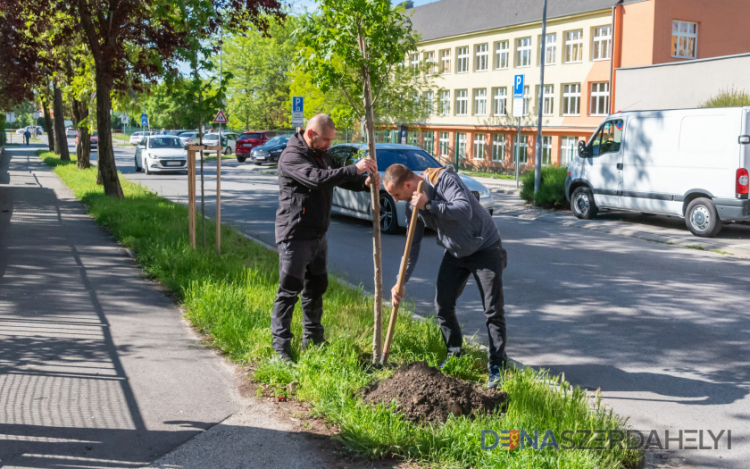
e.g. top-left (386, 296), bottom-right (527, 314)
top-left (271, 236), bottom-right (329, 355)
top-left (435, 243), bottom-right (508, 367)
top-left (24, 136), bottom-right (29, 145)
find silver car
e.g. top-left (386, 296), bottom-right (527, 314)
top-left (134, 135), bottom-right (188, 174)
top-left (329, 144), bottom-right (494, 234)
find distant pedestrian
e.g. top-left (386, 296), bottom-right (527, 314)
top-left (23, 129), bottom-right (31, 145)
top-left (161, 128), bottom-right (167, 135)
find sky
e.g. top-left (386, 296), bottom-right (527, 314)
top-left (287, 0), bottom-right (439, 14)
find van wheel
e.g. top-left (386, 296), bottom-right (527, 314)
top-left (571, 187), bottom-right (598, 219)
top-left (237, 156), bottom-right (246, 163)
top-left (379, 193), bottom-right (400, 234)
top-left (685, 198), bottom-right (723, 237)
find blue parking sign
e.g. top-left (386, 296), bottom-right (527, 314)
top-left (513, 75), bottom-right (524, 98)
top-left (292, 97), bottom-right (304, 113)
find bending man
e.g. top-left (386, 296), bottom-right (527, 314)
top-left (384, 164), bottom-right (508, 388)
top-left (272, 114), bottom-right (380, 363)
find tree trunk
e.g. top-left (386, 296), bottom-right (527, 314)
top-left (73, 100), bottom-right (91, 169)
top-left (358, 29), bottom-right (384, 365)
top-left (93, 69), bottom-right (123, 198)
top-left (40, 96), bottom-right (54, 152)
top-left (53, 82), bottom-right (70, 161)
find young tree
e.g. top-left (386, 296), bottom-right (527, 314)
top-left (295, 0), bottom-right (420, 363)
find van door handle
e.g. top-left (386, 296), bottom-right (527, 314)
top-left (617, 163), bottom-right (623, 170)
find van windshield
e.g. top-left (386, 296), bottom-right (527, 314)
top-left (591, 120), bottom-right (623, 156)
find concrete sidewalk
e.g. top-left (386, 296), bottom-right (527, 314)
top-left (0, 146), bottom-right (369, 468)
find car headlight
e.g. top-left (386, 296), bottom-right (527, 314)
top-left (481, 188), bottom-right (492, 198)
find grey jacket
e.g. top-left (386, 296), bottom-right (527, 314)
top-left (402, 167), bottom-right (501, 282)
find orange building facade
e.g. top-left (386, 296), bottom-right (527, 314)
top-left (400, 0), bottom-right (750, 172)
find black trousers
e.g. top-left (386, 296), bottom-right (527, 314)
top-left (271, 236), bottom-right (329, 354)
top-left (435, 242), bottom-right (508, 367)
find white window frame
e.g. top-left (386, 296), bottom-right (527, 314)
top-left (455, 89), bottom-right (468, 116)
top-left (492, 134), bottom-right (505, 162)
top-left (439, 90), bottom-right (450, 116)
top-left (513, 134), bottom-right (528, 164)
top-left (538, 33), bottom-right (556, 65)
top-left (589, 82), bottom-right (610, 116)
top-left (516, 37), bottom-right (532, 67)
top-left (439, 49), bottom-right (451, 74)
top-left (424, 90), bottom-right (434, 116)
top-left (474, 88), bottom-right (487, 116)
top-left (542, 84), bottom-right (554, 116)
top-left (562, 83), bottom-right (581, 116)
top-left (522, 85), bottom-right (531, 116)
top-left (560, 136), bottom-right (578, 166)
top-left (542, 135), bottom-right (552, 166)
top-left (492, 87), bottom-right (507, 116)
top-left (439, 132), bottom-right (450, 157)
top-left (424, 51), bottom-right (436, 75)
top-left (564, 30), bottom-right (583, 63)
top-left (472, 133), bottom-right (486, 161)
top-left (456, 132), bottom-right (467, 159)
top-left (410, 53), bottom-right (420, 70)
top-left (456, 46), bottom-right (469, 73)
top-left (475, 44), bottom-right (489, 72)
top-left (672, 20), bottom-right (698, 59)
top-left (592, 26), bottom-right (612, 60)
top-left (494, 40), bottom-right (509, 70)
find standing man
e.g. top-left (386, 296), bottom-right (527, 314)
top-left (161, 128), bottom-right (167, 135)
top-left (384, 164), bottom-right (508, 388)
top-left (272, 114), bottom-right (380, 363)
top-left (23, 128), bottom-right (31, 145)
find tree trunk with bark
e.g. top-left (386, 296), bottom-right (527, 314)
top-left (40, 96), bottom-right (54, 152)
top-left (52, 82), bottom-right (70, 161)
top-left (72, 99), bottom-right (91, 169)
top-left (93, 69), bottom-right (123, 198)
top-left (358, 29), bottom-right (384, 364)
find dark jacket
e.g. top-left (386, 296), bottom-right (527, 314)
top-left (275, 132), bottom-right (368, 243)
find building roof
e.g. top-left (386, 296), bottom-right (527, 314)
top-left (409, 0), bottom-right (620, 42)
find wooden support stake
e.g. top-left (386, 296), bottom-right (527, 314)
top-left (381, 180), bottom-right (425, 365)
top-left (216, 146), bottom-right (221, 254)
top-left (187, 148), bottom-right (197, 249)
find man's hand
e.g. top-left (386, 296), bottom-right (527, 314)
top-left (354, 158), bottom-right (377, 175)
top-left (411, 191), bottom-right (428, 210)
top-left (364, 171), bottom-right (381, 188)
top-left (391, 284), bottom-right (404, 308)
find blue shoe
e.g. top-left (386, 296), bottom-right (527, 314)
top-left (487, 364), bottom-right (503, 389)
top-left (439, 351), bottom-right (464, 369)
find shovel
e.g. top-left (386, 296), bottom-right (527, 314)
top-left (381, 180), bottom-right (425, 365)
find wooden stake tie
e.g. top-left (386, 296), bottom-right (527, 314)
top-left (381, 180), bottom-right (425, 365)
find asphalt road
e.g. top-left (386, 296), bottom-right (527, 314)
top-left (77, 139), bottom-right (750, 467)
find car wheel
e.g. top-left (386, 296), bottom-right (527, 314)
top-left (134, 156), bottom-right (141, 172)
top-left (144, 158), bottom-right (151, 175)
top-left (379, 193), bottom-right (400, 234)
top-left (237, 156), bottom-right (246, 163)
top-left (685, 198), bottom-right (723, 237)
top-left (224, 146), bottom-right (232, 155)
top-left (571, 186), bottom-right (598, 219)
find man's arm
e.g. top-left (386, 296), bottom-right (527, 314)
top-left (427, 176), bottom-right (473, 222)
top-left (280, 152), bottom-right (360, 190)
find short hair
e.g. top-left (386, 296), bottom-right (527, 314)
top-left (384, 164), bottom-right (415, 188)
top-left (306, 114), bottom-right (335, 132)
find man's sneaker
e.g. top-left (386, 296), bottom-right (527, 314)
top-left (274, 350), bottom-right (294, 364)
top-left (487, 364), bottom-right (503, 389)
top-left (439, 350), bottom-right (464, 369)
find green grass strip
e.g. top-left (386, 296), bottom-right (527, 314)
top-left (38, 150), bottom-right (640, 468)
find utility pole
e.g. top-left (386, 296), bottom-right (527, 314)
top-left (534, 0), bottom-right (549, 197)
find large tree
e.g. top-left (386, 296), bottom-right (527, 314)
top-left (295, 0), bottom-right (421, 363)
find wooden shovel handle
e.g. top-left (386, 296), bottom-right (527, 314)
top-left (381, 180), bottom-right (425, 365)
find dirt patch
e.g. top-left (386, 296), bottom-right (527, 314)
top-left (363, 361), bottom-right (507, 424)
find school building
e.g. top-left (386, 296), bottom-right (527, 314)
top-left (401, 0), bottom-right (750, 170)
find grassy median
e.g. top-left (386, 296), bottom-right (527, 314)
top-left (40, 149), bottom-right (640, 469)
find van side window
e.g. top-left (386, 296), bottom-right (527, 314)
top-left (591, 119), bottom-right (623, 157)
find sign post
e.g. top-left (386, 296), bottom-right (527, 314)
top-left (212, 109), bottom-right (228, 254)
top-left (513, 74), bottom-right (525, 189)
top-left (292, 96), bottom-right (304, 130)
top-left (141, 112), bottom-right (148, 137)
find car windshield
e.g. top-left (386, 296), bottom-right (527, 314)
top-left (373, 149), bottom-right (442, 172)
top-left (181, 133), bottom-right (197, 138)
top-left (203, 134), bottom-right (219, 140)
top-left (265, 136), bottom-right (290, 146)
top-left (148, 137), bottom-right (183, 149)
top-left (239, 133), bottom-right (262, 140)
top-left (132, 132), bottom-right (142, 137)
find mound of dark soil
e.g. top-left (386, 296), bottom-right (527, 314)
top-left (362, 361), bottom-right (507, 423)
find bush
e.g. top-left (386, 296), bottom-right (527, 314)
top-left (519, 165), bottom-right (568, 209)
top-left (699, 86), bottom-right (750, 108)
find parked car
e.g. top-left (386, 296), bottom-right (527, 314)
top-left (202, 132), bottom-right (239, 155)
top-left (129, 132), bottom-right (146, 145)
top-left (178, 132), bottom-right (200, 147)
top-left (328, 143), bottom-right (494, 234)
top-left (90, 131), bottom-right (98, 152)
top-left (250, 135), bottom-right (291, 165)
top-left (566, 107), bottom-right (750, 237)
top-left (134, 135), bottom-right (188, 174)
top-left (167, 129), bottom-right (193, 136)
top-left (235, 131), bottom-right (277, 162)
top-left (65, 128), bottom-right (77, 138)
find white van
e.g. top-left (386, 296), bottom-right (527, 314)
top-left (565, 107), bottom-right (750, 237)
